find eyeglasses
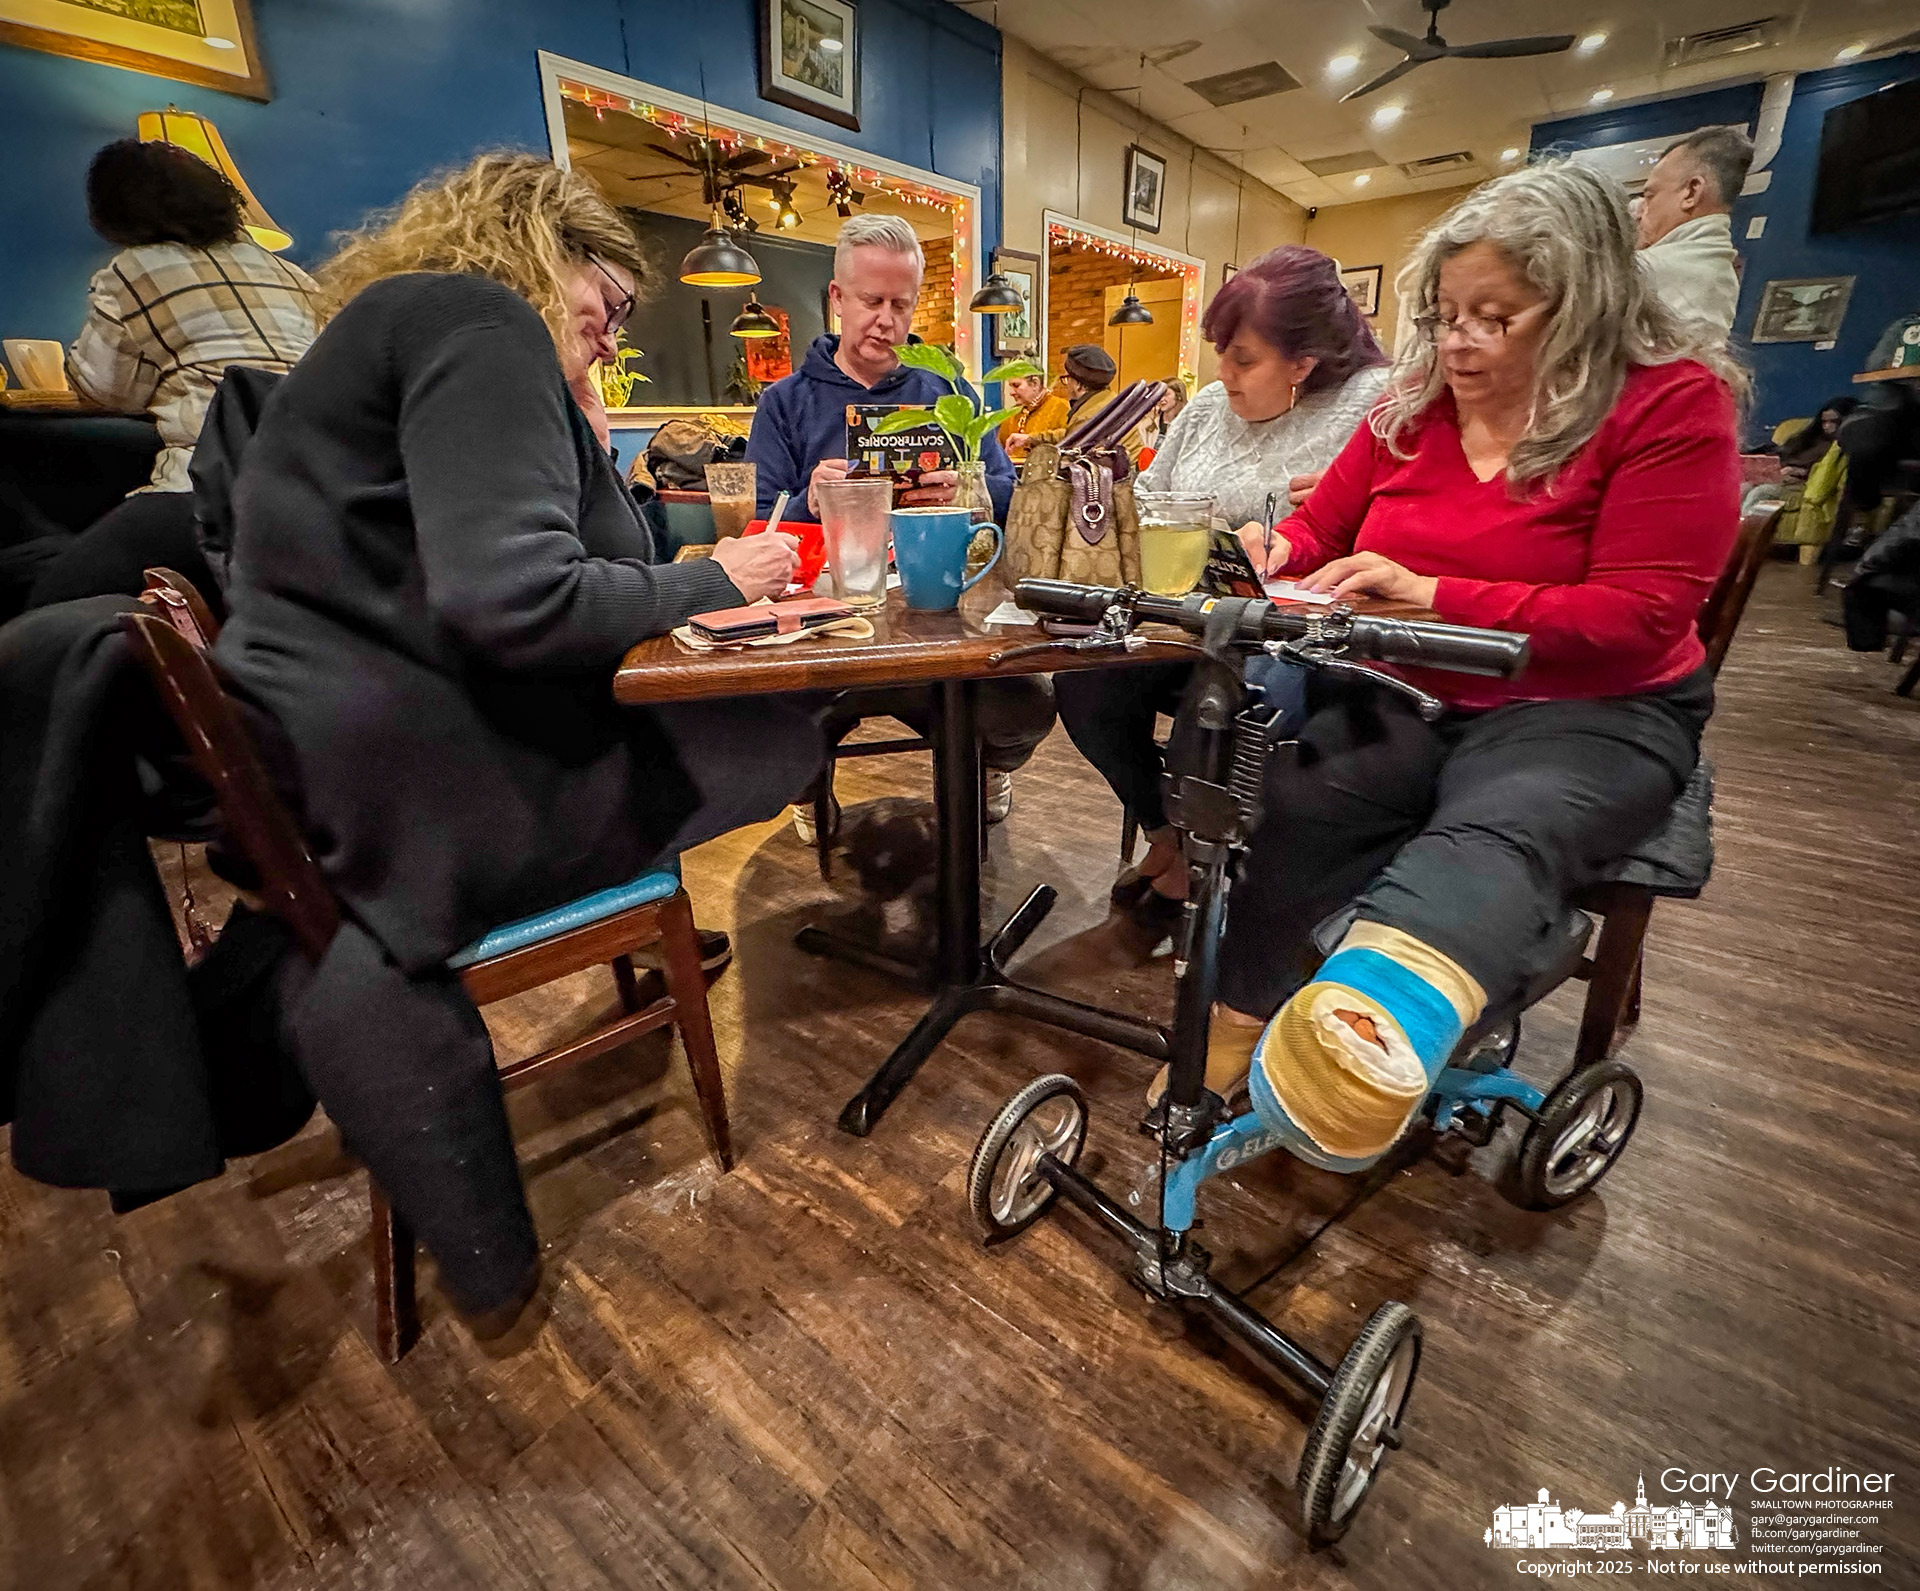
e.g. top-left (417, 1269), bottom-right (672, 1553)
top-left (1413, 311), bottom-right (1521, 346)
top-left (590, 256), bottom-right (636, 334)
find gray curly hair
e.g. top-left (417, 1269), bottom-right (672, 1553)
top-left (1375, 158), bottom-right (1748, 488)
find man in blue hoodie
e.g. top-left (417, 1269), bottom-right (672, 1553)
top-left (747, 215), bottom-right (1049, 832)
top-left (747, 214), bottom-right (1015, 522)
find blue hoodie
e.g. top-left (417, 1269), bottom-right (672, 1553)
top-left (745, 334), bottom-right (1015, 523)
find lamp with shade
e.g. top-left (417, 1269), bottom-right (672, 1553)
top-left (729, 296), bottom-right (781, 338)
top-left (138, 106), bottom-right (291, 251)
top-left (679, 223), bottom-right (761, 287)
top-left (969, 272), bottom-right (1024, 314)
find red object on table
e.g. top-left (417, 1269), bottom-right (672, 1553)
top-left (742, 517), bottom-right (827, 587)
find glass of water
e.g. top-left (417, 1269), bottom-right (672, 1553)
top-left (816, 478), bottom-right (895, 609)
top-left (1135, 490), bottom-right (1215, 596)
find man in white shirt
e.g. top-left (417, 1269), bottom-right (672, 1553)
top-left (1634, 126), bottom-right (1754, 337)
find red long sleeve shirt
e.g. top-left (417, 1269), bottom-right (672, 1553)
top-left (1281, 359), bottom-right (1740, 710)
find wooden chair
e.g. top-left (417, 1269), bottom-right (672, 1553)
top-left (1562, 501), bottom-right (1782, 1066)
top-left (801, 712), bottom-right (933, 879)
top-left (122, 573), bottom-right (732, 1361)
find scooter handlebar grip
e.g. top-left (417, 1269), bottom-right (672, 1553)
top-left (1341, 615), bottom-right (1530, 678)
top-left (1014, 578), bottom-right (1117, 622)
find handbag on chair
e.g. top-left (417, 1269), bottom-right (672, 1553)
top-left (1004, 380), bottom-right (1167, 588)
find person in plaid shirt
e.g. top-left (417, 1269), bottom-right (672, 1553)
top-left (24, 139), bottom-right (317, 612)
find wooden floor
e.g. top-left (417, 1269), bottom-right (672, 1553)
top-left (3, 563), bottom-right (1917, 1590)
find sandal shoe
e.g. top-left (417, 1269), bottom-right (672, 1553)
top-left (1124, 884), bottom-right (1187, 936)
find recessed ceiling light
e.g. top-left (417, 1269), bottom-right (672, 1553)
top-left (1371, 103), bottom-right (1404, 127)
top-left (1353, 172), bottom-right (1372, 186)
top-left (1501, 146), bottom-right (1522, 161)
top-left (1327, 52), bottom-right (1360, 78)
top-left (1589, 87), bottom-right (1615, 104)
top-left (1836, 42), bottom-right (1867, 61)
top-left (202, 34), bottom-right (236, 48)
top-left (1576, 31), bottom-right (1608, 54)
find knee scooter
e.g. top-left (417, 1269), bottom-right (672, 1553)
top-left (968, 583), bottom-right (1644, 1546)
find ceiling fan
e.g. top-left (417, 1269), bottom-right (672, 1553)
top-left (1341, 0), bottom-right (1575, 102)
top-left (652, 134), bottom-right (799, 206)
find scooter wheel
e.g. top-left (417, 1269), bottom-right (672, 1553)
top-left (1514, 1059), bottom-right (1643, 1209)
top-left (1297, 1302), bottom-right (1422, 1547)
top-left (967, 1074), bottom-right (1088, 1241)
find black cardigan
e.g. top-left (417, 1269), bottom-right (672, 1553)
top-left (216, 272), bottom-right (744, 972)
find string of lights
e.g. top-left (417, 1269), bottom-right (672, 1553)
top-left (560, 81), bottom-right (962, 212)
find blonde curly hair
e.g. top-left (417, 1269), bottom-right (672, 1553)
top-left (315, 151), bottom-right (647, 352)
top-left (1376, 158), bottom-right (1748, 489)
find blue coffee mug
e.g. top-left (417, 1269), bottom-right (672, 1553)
top-left (891, 507), bottom-right (1002, 611)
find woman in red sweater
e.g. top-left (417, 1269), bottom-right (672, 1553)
top-left (1175, 160), bottom-right (1746, 1166)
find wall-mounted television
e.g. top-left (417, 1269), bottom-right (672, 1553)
top-left (1812, 76), bottom-right (1920, 233)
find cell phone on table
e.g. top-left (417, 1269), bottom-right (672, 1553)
top-left (688, 596), bottom-right (854, 643)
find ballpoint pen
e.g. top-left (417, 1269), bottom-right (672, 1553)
top-left (1262, 489), bottom-right (1278, 579)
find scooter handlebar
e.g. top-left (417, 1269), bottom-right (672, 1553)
top-left (1014, 578), bottom-right (1530, 680)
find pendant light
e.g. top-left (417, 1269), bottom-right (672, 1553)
top-left (729, 295), bottom-right (781, 338)
top-left (969, 271), bottom-right (1024, 314)
top-left (679, 63), bottom-right (761, 287)
top-left (679, 220), bottom-right (761, 287)
top-left (1108, 58), bottom-right (1155, 327)
top-left (137, 106), bottom-right (290, 251)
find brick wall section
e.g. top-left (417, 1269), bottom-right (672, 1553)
top-left (1045, 243), bottom-right (1181, 376)
top-left (912, 235), bottom-right (955, 349)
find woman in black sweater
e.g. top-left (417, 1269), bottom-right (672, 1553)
top-left (216, 154), bottom-right (819, 1335)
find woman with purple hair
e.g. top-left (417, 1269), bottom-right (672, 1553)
top-left (1056, 244), bottom-right (1390, 930)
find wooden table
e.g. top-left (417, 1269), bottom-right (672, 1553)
top-left (614, 576), bottom-right (1197, 1134)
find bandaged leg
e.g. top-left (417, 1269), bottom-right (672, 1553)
top-left (1249, 922), bottom-right (1485, 1164)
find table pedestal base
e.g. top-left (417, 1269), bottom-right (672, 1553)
top-left (807, 883), bottom-right (1171, 1137)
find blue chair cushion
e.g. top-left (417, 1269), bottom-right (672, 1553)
top-left (447, 861), bottom-right (682, 970)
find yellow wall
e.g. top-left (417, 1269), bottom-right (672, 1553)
top-left (1301, 185), bottom-right (1479, 352)
top-left (1000, 37), bottom-right (1308, 385)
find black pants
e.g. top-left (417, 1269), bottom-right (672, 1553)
top-left (1216, 670), bottom-right (1712, 1019)
top-left (25, 491), bottom-right (222, 616)
top-left (826, 676), bottom-right (1057, 773)
top-left (285, 696), bottom-right (823, 1320)
top-left (1057, 656), bottom-right (1312, 832)
top-left (1055, 661), bottom-right (1191, 831)
top-left (1843, 573), bottom-right (1920, 652)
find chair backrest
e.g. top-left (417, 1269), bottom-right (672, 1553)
top-left (140, 567), bottom-right (220, 647)
top-left (120, 601), bottom-right (339, 959)
top-left (1698, 502), bottom-right (1782, 676)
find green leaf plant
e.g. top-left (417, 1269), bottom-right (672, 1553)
top-left (872, 344), bottom-right (1046, 462)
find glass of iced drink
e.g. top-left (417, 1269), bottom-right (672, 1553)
top-left (704, 461), bottom-right (757, 540)
top-left (816, 477), bottom-right (894, 609)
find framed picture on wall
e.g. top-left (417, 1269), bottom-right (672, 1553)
top-left (1123, 145), bottom-right (1167, 234)
top-left (1340, 264), bottom-right (1384, 318)
top-left (0, 0), bottom-right (269, 100)
top-left (1221, 263), bottom-right (1238, 285)
top-left (987, 246), bottom-right (1039, 361)
top-left (758, 0), bottom-right (860, 131)
top-left (1751, 276), bottom-right (1856, 345)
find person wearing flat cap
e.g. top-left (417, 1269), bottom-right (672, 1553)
top-left (1024, 344), bottom-right (1143, 458)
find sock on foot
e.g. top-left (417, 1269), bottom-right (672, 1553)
top-left (1252, 922), bottom-right (1485, 1161)
top-left (1146, 1010), bottom-right (1263, 1107)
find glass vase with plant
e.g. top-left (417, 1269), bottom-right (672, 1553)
top-left (875, 344), bottom-right (1044, 524)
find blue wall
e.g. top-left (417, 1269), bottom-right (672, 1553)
top-left (0, 0), bottom-right (1000, 343)
top-left (1532, 55), bottom-right (1920, 438)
